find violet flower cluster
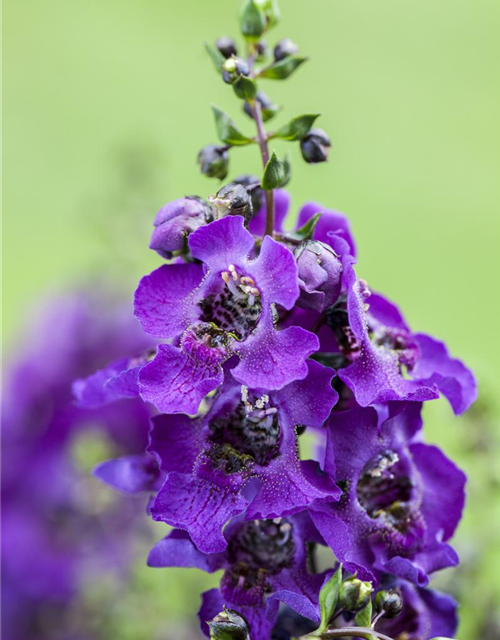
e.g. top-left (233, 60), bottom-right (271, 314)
top-left (1, 296), bottom-right (155, 640)
top-left (73, 2), bottom-right (477, 639)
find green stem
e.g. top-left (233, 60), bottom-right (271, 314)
top-left (251, 97), bottom-right (275, 237)
top-left (301, 628), bottom-right (394, 640)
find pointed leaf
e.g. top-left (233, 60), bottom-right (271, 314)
top-left (286, 212), bottom-right (322, 242)
top-left (261, 150), bottom-right (285, 190)
top-left (272, 113), bottom-right (320, 141)
top-left (204, 42), bottom-right (224, 72)
top-left (282, 151), bottom-right (291, 186)
top-left (258, 56), bottom-right (308, 80)
top-left (313, 564), bottom-right (343, 636)
top-left (211, 106), bottom-right (254, 146)
top-left (354, 599), bottom-right (372, 628)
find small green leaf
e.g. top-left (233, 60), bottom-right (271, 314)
top-left (204, 42), bottom-right (224, 72)
top-left (258, 55), bottom-right (308, 80)
top-left (211, 106), bottom-right (254, 146)
top-left (261, 150), bottom-right (286, 190)
top-left (233, 75), bottom-right (258, 100)
top-left (261, 103), bottom-right (281, 122)
top-left (282, 152), bottom-right (291, 186)
top-left (354, 599), bottom-right (372, 628)
top-left (313, 564), bottom-right (343, 636)
top-left (287, 212), bottom-right (322, 242)
top-left (240, 0), bottom-right (265, 41)
top-left (272, 113), bottom-right (320, 141)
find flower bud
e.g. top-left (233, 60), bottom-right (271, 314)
top-left (216, 36), bottom-right (238, 59)
top-left (375, 589), bottom-right (403, 619)
top-left (339, 578), bottom-right (373, 613)
top-left (208, 608), bottom-right (250, 640)
top-left (274, 38), bottom-right (298, 61)
top-left (222, 56), bottom-right (250, 84)
top-left (300, 128), bottom-right (331, 164)
top-left (209, 183), bottom-right (254, 223)
top-left (295, 240), bottom-right (342, 312)
top-left (233, 174), bottom-right (264, 212)
top-left (198, 145), bottom-right (229, 180)
top-left (149, 196), bottom-right (213, 259)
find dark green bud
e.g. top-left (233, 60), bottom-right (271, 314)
top-left (222, 56), bottom-right (250, 84)
top-left (209, 182), bottom-right (254, 223)
top-left (197, 145), bottom-right (229, 180)
top-left (300, 128), bottom-right (331, 163)
top-left (243, 91), bottom-right (280, 122)
top-left (216, 37), bottom-right (238, 59)
top-left (261, 150), bottom-right (286, 190)
top-left (274, 38), bottom-right (298, 61)
top-left (374, 588), bottom-right (403, 619)
top-left (339, 578), bottom-right (373, 613)
top-left (208, 608), bottom-right (250, 640)
top-left (240, 0), bottom-right (266, 41)
top-left (234, 174), bottom-right (264, 212)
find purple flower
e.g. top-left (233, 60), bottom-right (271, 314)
top-left (148, 361), bottom-right (340, 553)
top-left (310, 403), bottom-right (466, 587)
top-left (333, 278), bottom-right (478, 414)
top-left (149, 196), bottom-right (213, 259)
top-left (148, 513), bottom-right (330, 640)
top-left (376, 579), bottom-right (458, 640)
top-left (134, 215), bottom-right (319, 414)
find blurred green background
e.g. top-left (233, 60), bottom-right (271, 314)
top-left (3, 0), bottom-right (500, 638)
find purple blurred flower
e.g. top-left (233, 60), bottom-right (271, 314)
top-left (148, 513), bottom-right (329, 640)
top-left (1, 295), bottom-right (153, 640)
top-left (133, 215), bottom-right (318, 414)
top-left (311, 403), bottom-right (466, 587)
top-left (148, 361), bottom-right (340, 553)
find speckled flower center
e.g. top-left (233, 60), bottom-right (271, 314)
top-left (231, 519), bottom-right (296, 574)
top-left (199, 265), bottom-right (262, 340)
top-left (356, 450), bottom-right (416, 534)
top-left (369, 325), bottom-right (419, 372)
top-left (208, 399), bottom-right (280, 468)
top-left (182, 322), bottom-right (233, 365)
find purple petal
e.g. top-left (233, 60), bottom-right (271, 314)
top-left (412, 333), bottom-right (477, 414)
top-left (148, 413), bottom-right (202, 474)
top-left (250, 235), bottom-right (299, 309)
top-left (198, 589), bottom-right (225, 638)
top-left (381, 556), bottom-right (430, 587)
top-left (248, 189), bottom-right (290, 236)
top-left (309, 507), bottom-right (376, 582)
top-left (420, 587), bottom-right (459, 639)
top-left (139, 344), bottom-right (224, 414)
top-left (297, 202), bottom-right (356, 257)
top-left (93, 454), bottom-right (161, 494)
top-left (189, 216), bottom-right (255, 272)
top-left (147, 530), bottom-right (225, 571)
top-left (134, 263), bottom-right (203, 339)
top-left (151, 472), bottom-right (248, 553)
top-left (233, 322), bottom-right (319, 390)
top-left (410, 443), bottom-right (466, 540)
top-left (72, 356), bottom-right (142, 408)
top-left (272, 360), bottom-right (338, 428)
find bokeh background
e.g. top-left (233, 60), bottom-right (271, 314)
top-left (3, 0), bottom-right (500, 638)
